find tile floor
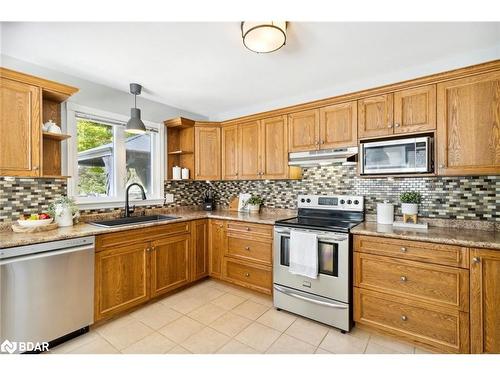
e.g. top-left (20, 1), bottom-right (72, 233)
top-left (51, 279), bottom-right (435, 354)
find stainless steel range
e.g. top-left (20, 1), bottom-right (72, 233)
top-left (273, 195), bottom-right (364, 332)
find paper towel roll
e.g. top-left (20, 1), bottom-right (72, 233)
top-left (377, 202), bottom-right (394, 224)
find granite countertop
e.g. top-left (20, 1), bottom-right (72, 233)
top-left (0, 207), bottom-right (297, 249)
top-left (351, 221), bottom-right (500, 250)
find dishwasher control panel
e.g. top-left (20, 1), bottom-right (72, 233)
top-left (0, 236), bottom-right (95, 260)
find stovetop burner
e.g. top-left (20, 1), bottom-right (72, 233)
top-left (275, 217), bottom-right (361, 233)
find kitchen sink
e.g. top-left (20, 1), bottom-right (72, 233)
top-left (90, 215), bottom-right (180, 227)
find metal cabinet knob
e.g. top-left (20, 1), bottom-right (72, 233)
top-left (219, 224), bottom-right (223, 228)
top-left (33, 166), bottom-right (39, 170)
top-left (400, 247), bottom-right (407, 253)
top-left (401, 315), bottom-right (408, 321)
top-left (395, 123), bottom-right (400, 127)
top-left (245, 246), bottom-right (250, 251)
top-left (321, 140), bottom-right (325, 144)
top-left (472, 257), bottom-right (480, 264)
top-left (245, 227), bottom-right (250, 231)
top-left (388, 124), bottom-right (393, 128)
top-left (244, 272), bottom-right (250, 277)
top-left (400, 276), bottom-right (407, 282)
top-left (439, 164), bottom-right (445, 168)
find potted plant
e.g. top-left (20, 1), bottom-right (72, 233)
top-left (245, 195), bottom-right (264, 213)
top-left (400, 191), bottom-right (421, 215)
top-left (48, 196), bottom-right (79, 227)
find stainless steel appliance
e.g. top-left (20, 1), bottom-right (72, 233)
top-left (273, 195), bottom-right (364, 332)
top-left (0, 236), bottom-right (95, 353)
top-left (288, 147), bottom-right (358, 167)
top-left (360, 136), bottom-right (433, 175)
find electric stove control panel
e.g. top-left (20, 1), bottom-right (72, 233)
top-left (297, 194), bottom-right (364, 212)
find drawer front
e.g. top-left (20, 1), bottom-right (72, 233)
top-left (354, 253), bottom-right (469, 311)
top-left (227, 236), bottom-right (272, 265)
top-left (96, 221), bottom-right (191, 251)
top-left (354, 288), bottom-right (469, 353)
top-left (222, 257), bottom-right (272, 294)
top-left (354, 235), bottom-right (468, 268)
top-left (226, 221), bottom-right (273, 239)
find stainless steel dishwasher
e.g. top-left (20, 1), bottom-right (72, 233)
top-left (0, 236), bottom-right (95, 353)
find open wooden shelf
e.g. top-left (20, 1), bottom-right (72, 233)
top-left (165, 178), bottom-right (193, 182)
top-left (42, 132), bottom-right (71, 141)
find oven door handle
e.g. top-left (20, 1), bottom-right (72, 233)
top-left (273, 285), bottom-right (348, 309)
top-left (317, 235), bottom-right (347, 242)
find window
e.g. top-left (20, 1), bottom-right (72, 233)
top-left (66, 104), bottom-right (164, 207)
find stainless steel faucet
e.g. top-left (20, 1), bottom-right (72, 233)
top-left (125, 183), bottom-right (147, 217)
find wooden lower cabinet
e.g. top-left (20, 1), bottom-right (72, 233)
top-left (191, 219), bottom-right (209, 281)
top-left (209, 219), bottom-right (226, 278)
top-left (94, 242), bottom-right (150, 321)
top-left (151, 234), bottom-right (191, 298)
top-left (470, 248), bottom-right (500, 353)
top-left (222, 257), bottom-right (272, 295)
top-left (354, 288), bottom-right (469, 353)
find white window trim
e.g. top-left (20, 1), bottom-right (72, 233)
top-left (65, 103), bottom-right (165, 210)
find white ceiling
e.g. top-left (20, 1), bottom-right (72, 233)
top-left (2, 22), bottom-right (499, 120)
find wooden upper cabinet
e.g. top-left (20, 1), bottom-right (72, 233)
top-left (150, 234), bottom-right (191, 298)
top-left (470, 248), bottom-right (500, 354)
top-left (436, 71), bottom-right (500, 176)
top-left (209, 219), bottom-right (226, 278)
top-left (260, 115), bottom-right (289, 179)
top-left (191, 220), bottom-right (209, 281)
top-left (222, 125), bottom-right (239, 180)
top-left (94, 242), bottom-right (149, 321)
top-left (320, 101), bottom-right (358, 148)
top-left (358, 93), bottom-right (394, 139)
top-left (0, 78), bottom-right (41, 177)
top-left (238, 120), bottom-right (261, 180)
top-left (195, 126), bottom-right (221, 180)
top-left (394, 85), bottom-right (436, 134)
top-left (288, 109), bottom-right (319, 152)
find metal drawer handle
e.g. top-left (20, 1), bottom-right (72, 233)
top-left (472, 257), bottom-right (480, 264)
top-left (400, 276), bottom-right (407, 282)
top-left (400, 247), bottom-right (407, 253)
top-left (245, 246), bottom-right (250, 251)
top-left (401, 315), bottom-right (408, 321)
top-left (245, 227), bottom-right (250, 231)
top-left (244, 272), bottom-right (250, 277)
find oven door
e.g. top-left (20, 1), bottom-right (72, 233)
top-left (273, 227), bottom-right (349, 303)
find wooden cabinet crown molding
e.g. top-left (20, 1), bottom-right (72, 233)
top-left (164, 117), bottom-right (196, 128)
top-left (0, 67), bottom-right (78, 100)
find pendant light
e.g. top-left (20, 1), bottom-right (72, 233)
top-left (241, 21), bottom-right (287, 53)
top-left (126, 83), bottom-right (146, 134)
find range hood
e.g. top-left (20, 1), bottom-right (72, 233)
top-left (288, 146), bottom-right (358, 167)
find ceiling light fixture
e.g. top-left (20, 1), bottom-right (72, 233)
top-left (126, 83), bottom-right (146, 134)
top-left (241, 21), bottom-right (287, 53)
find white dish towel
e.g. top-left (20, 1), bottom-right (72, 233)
top-left (289, 229), bottom-right (318, 279)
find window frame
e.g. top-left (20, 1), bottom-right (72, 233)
top-left (65, 103), bottom-right (165, 209)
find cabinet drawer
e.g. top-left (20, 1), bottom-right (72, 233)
top-left (354, 252), bottom-right (469, 311)
top-left (354, 235), bottom-right (468, 268)
top-left (226, 221), bottom-right (273, 239)
top-left (226, 236), bottom-right (272, 265)
top-left (354, 288), bottom-right (469, 353)
top-left (222, 257), bottom-right (272, 294)
top-left (96, 221), bottom-right (191, 251)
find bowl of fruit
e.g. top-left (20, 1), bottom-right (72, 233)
top-left (17, 213), bottom-right (53, 228)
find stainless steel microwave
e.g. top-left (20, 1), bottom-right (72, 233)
top-left (360, 136), bottom-right (433, 175)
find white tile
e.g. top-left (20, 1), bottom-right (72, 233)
top-left (167, 345), bottom-right (192, 354)
top-left (235, 322), bottom-right (281, 352)
top-left (181, 327), bottom-right (230, 354)
top-left (216, 339), bottom-right (259, 354)
top-left (232, 300), bottom-right (269, 320)
top-left (368, 334), bottom-right (415, 354)
top-left (209, 311), bottom-right (252, 337)
top-left (256, 308), bottom-right (297, 332)
top-left (68, 336), bottom-right (119, 354)
top-left (158, 316), bottom-right (204, 343)
top-left (319, 329), bottom-right (368, 354)
top-left (314, 347), bottom-right (335, 354)
top-left (131, 302), bottom-right (182, 330)
top-left (266, 334), bottom-right (316, 354)
top-left (285, 317), bottom-right (329, 346)
top-left (121, 332), bottom-right (176, 354)
top-left (187, 303), bottom-right (227, 325)
top-left (170, 295), bottom-right (207, 314)
top-left (97, 319), bottom-right (154, 350)
top-left (365, 341), bottom-right (404, 354)
top-left (211, 293), bottom-right (246, 310)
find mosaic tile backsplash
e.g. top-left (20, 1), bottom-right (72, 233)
top-left (1, 165), bottom-right (498, 222)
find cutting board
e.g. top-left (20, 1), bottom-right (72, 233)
top-left (228, 196), bottom-right (239, 211)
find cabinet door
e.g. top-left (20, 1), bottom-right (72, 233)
top-left (436, 71), bottom-right (500, 176)
top-left (470, 248), bottom-right (500, 354)
top-left (394, 85), bottom-right (436, 134)
top-left (261, 115), bottom-right (289, 179)
top-left (0, 78), bottom-right (41, 177)
top-left (319, 101), bottom-right (357, 148)
top-left (191, 219), bottom-right (209, 281)
top-left (222, 124), bottom-right (239, 180)
top-left (94, 243), bottom-right (149, 321)
top-left (238, 120), bottom-right (261, 179)
top-left (209, 219), bottom-right (226, 278)
top-left (358, 93), bottom-right (394, 138)
top-left (150, 234), bottom-right (190, 298)
top-left (195, 126), bottom-right (221, 180)
top-left (288, 109), bottom-right (319, 152)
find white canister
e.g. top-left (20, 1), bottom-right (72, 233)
top-left (377, 201), bottom-right (394, 224)
top-left (54, 205), bottom-right (74, 227)
top-left (172, 166), bottom-right (181, 180)
top-left (181, 168), bottom-right (190, 180)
